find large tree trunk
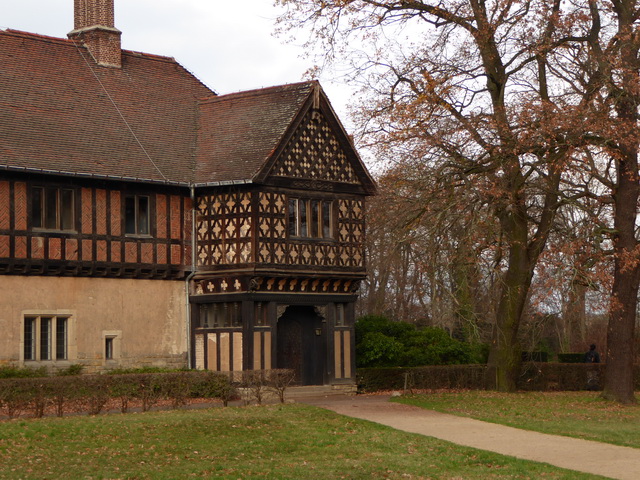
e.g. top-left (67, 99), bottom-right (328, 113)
top-left (603, 150), bottom-right (639, 404)
top-left (602, 1), bottom-right (639, 405)
top-left (488, 206), bottom-right (535, 391)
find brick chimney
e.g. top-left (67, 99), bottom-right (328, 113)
top-left (68, 0), bottom-right (122, 68)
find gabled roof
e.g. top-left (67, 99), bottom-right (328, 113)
top-left (195, 81), bottom-right (376, 194)
top-left (0, 29), bottom-right (213, 185)
top-left (0, 30), bottom-right (375, 194)
top-left (195, 82), bottom-right (314, 185)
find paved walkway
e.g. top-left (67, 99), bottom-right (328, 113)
top-left (297, 394), bottom-right (640, 480)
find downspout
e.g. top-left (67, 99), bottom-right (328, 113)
top-left (185, 185), bottom-right (197, 369)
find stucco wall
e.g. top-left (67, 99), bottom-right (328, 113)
top-left (0, 276), bottom-right (188, 372)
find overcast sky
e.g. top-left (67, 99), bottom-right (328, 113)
top-left (0, 0), bottom-right (355, 129)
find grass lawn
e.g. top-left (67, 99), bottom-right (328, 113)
top-left (0, 403), bottom-right (604, 479)
top-left (396, 391), bottom-right (640, 448)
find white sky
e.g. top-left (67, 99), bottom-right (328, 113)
top-left (0, 0), bottom-right (355, 130)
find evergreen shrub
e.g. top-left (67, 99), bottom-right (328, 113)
top-left (355, 315), bottom-right (488, 368)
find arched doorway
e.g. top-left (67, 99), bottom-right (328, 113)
top-left (276, 305), bottom-right (325, 385)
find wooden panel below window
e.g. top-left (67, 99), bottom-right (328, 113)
top-left (334, 330), bottom-right (352, 379)
top-left (253, 331), bottom-right (272, 370)
top-left (195, 334), bottom-right (205, 370)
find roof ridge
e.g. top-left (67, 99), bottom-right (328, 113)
top-left (200, 80), bottom-right (316, 105)
top-left (2, 29), bottom-right (73, 45)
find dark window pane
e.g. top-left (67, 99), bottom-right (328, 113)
top-left (40, 317), bottom-right (52, 360)
top-left (255, 302), bottom-right (268, 327)
top-left (288, 199), bottom-right (297, 236)
top-left (105, 337), bottom-right (114, 360)
top-left (299, 199), bottom-right (308, 237)
top-left (125, 196), bottom-right (136, 234)
top-left (44, 188), bottom-right (58, 229)
top-left (24, 317), bottom-right (36, 360)
top-left (56, 318), bottom-right (67, 360)
top-left (322, 201), bottom-right (332, 238)
top-left (60, 189), bottom-right (74, 230)
top-left (310, 200), bottom-right (319, 237)
top-left (32, 187), bottom-right (43, 228)
top-left (213, 304), bottom-right (221, 328)
top-left (336, 304), bottom-right (345, 326)
top-left (232, 303), bottom-right (242, 327)
top-left (137, 196), bottom-right (149, 235)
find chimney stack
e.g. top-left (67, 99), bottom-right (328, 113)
top-left (68, 0), bottom-right (122, 68)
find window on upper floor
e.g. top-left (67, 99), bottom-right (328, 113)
top-left (125, 195), bottom-right (150, 236)
top-left (23, 314), bottom-right (70, 362)
top-left (288, 198), bottom-right (334, 239)
top-left (31, 186), bottom-right (75, 231)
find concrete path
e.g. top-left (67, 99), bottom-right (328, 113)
top-left (298, 394), bottom-right (640, 480)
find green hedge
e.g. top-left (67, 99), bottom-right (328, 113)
top-left (357, 363), bottom-right (640, 392)
top-left (0, 371), bottom-right (236, 419)
top-left (557, 353), bottom-right (584, 363)
top-left (357, 365), bottom-right (488, 392)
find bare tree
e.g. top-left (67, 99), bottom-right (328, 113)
top-left (277, 0), bottom-right (591, 391)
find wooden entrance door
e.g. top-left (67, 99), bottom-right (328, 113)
top-left (276, 306), bottom-right (325, 385)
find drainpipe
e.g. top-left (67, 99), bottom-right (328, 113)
top-left (185, 186), bottom-right (197, 369)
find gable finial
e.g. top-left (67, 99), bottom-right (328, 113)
top-left (313, 82), bottom-right (320, 110)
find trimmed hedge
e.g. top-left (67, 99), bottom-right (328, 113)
top-left (0, 371), bottom-right (236, 419)
top-left (357, 365), bottom-right (488, 392)
top-left (357, 363), bottom-right (640, 393)
top-left (557, 353), bottom-right (584, 363)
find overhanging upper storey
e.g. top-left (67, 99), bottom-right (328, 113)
top-left (195, 81), bottom-right (376, 196)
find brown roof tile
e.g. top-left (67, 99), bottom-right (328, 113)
top-left (0, 29), bottom-right (213, 185)
top-left (195, 82), bottom-right (315, 185)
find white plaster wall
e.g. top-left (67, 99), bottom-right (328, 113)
top-left (0, 276), bottom-right (188, 372)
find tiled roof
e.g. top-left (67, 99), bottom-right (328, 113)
top-left (0, 29), bottom-right (213, 185)
top-left (195, 82), bottom-right (315, 185)
top-left (0, 30), bottom-right (373, 192)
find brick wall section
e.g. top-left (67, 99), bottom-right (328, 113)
top-left (125, 242), bottom-right (137, 263)
top-left (81, 188), bottom-right (93, 234)
top-left (0, 181), bottom-right (9, 230)
top-left (110, 191), bottom-right (121, 236)
top-left (66, 238), bottom-right (78, 261)
top-left (96, 240), bottom-right (108, 262)
top-left (111, 240), bottom-right (121, 263)
top-left (48, 237), bottom-right (62, 260)
top-left (14, 182), bottom-right (27, 230)
top-left (96, 189), bottom-right (107, 235)
top-left (141, 243), bottom-right (153, 264)
top-left (74, 0), bottom-right (115, 30)
top-left (1, 179), bottom-right (191, 277)
top-left (0, 235), bottom-right (9, 257)
top-left (14, 237), bottom-right (27, 258)
top-left (156, 195), bottom-right (167, 238)
top-left (157, 244), bottom-right (167, 264)
top-left (31, 237), bottom-right (44, 259)
top-left (82, 239), bottom-right (93, 261)
top-left (170, 195), bottom-right (182, 240)
top-left (183, 197), bottom-right (193, 266)
top-left (171, 244), bottom-right (182, 265)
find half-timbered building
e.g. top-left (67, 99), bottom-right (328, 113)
top-left (0, 0), bottom-right (375, 387)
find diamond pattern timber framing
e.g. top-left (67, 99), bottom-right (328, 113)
top-left (272, 110), bottom-right (359, 185)
top-left (253, 192), bottom-right (365, 269)
top-left (197, 191), bottom-right (253, 267)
